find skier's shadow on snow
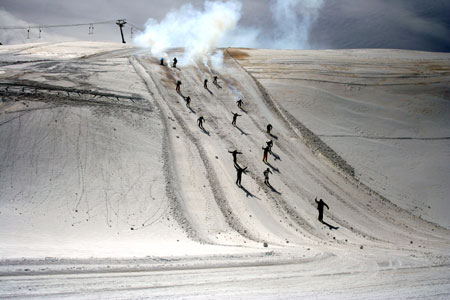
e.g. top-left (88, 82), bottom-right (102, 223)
top-left (177, 91), bottom-right (185, 98)
top-left (239, 107), bottom-right (248, 114)
top-left (205, 87), bottom-right (214, 95)
top-left (200, 127), bottom-right (210, 136)
top-left (265, 162), bottom-right (280, 173)
top-left (271, 151), bottom-right (281, 161)
top-left (188, 107), bottom-right (196, 114)
top-left (321, 220), bottom-right (339, 230)
top-left (269, 133), bottom-right (278, 140)
top-left (265, 182), bottom-right (281, 195)
top-left (240, 185), bottom-right (260, 199)
top-left (214, 82), bottom-right (222, 89)
top-left (235, 125), bottom-right (249, 136)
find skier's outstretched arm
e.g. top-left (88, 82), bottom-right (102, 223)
top-left (315, 197), bottom-right (319, 204)
top-left (325, 203), bottom-right (329, 210)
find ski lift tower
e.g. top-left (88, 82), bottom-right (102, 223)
top-left (116, 19), bottom-right (127, 43)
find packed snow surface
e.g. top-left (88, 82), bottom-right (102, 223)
top-left (0, 42), bottom-right (449, 299)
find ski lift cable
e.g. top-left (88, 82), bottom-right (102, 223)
top-left (125, 23), bottom-right (144, 32)
top-left (0, 20), bottom-right (119, 30)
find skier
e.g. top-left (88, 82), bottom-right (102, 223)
top-left (160, 57), bottom-right (164, 65)
top-left (315, 197), bottom-right (329, 222)
top-left (213, 76), bottom-right (218, 85)
top-left (197, 116), bottom-right (205, 130)
top-left (267, 124), bottom-right (272, 134)
top-left (262, 145), bottom-right (270, 163)
top-left (235, 164), bottom-right (247, 187)
top-left (263, 168), bottom-right (272, 185)
top-left (173, 57), bottom-right (178, 68)
top-left (204, 79), bottom-right (208, 89)
top-left (185, 96), bottom-right (191, 108)
top-left (176, 80), bottom-right (181, 93)
top-left (228, 150), bottom-right (242, 166)
top-left (231, 112), bottom-right (241, 126)
top-left (266, 140), bottom-right (273, 154)
top-left (237, 99), bottom-right (243, 109)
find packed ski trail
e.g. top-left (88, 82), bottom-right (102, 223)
top-left (0, 42), bottom-right (449, 299)
top-left (132, 50), bottom-right (447, 248)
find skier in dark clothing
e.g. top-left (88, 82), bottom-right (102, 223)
top-left (228, 150), bottom-right (242, 166)
top-left (185, 96), bottom-right (191, 107)
top-left (235, 164), bottom-right (247, 187)
top-left (266, 140), bottom-right (273, 154)
top-left (212, 75), bottom-right (222, 89)
top-left (262, 145), bottom-right (270, 163)
top-left (176, 80), bottom-right (181, 93)
top-left (231, 112), bottom-right (241, 126)
top-left (173, 57), bottom-right (178, 68)
top-left (204, 79), bottom-right (208, 89)
top-left (315, 197), bottom-right (329, 222)
top-left (263, 168), bottom-right (272, 185)
top-left (197, 116), bottom-right (205, 130)
top-left (160, 57), bottom-right (164, 65)
top-left (267, 124), bottom-right (272, 134)
top-left (237, 99), bottom-right (243, 109)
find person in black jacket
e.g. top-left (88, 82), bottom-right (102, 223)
top-left (197, 116), bottom-right (205, 130)
top-left (315, 197), bottom-right (329, 222)
top-left (235, 164), bottom-right (247, 187)
top-left (231, 112), bottom-right (241, 126)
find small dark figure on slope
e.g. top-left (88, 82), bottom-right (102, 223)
top-left (235, 164), bottom-right (247, 187)
top-left (263, 168), bottom-right (272, 185)
top-left (231, 112), bottom-right (241, 126)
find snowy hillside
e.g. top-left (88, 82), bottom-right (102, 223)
top-left (0, 42), bottom-right (449, 299)
top-left (230, 48), bottom-right (450, 229)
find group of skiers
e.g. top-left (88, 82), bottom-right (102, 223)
top-left (162, 56), bottom-right (333, 227)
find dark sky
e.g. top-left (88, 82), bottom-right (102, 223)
top-left (0, 0), bottom-right (449, 52)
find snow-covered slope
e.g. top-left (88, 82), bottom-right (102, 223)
top-left (230, 48), bottom-right (450, 229)
top-left (0, 42), bottom-right (449, 299)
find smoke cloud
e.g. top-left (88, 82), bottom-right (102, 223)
top-left (134, 1), bottom-right (241, 65)
top-left (134, 0), bottom-right (325, 65)
top-left (270, 0), bottom-right (324, 49)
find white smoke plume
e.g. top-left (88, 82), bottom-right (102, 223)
top-left (270, 0), bottom-right (324, 49)
top-left (134, 1), bottom-right (241, 65)
top-left (134, 0), bottom-right (325, 66)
